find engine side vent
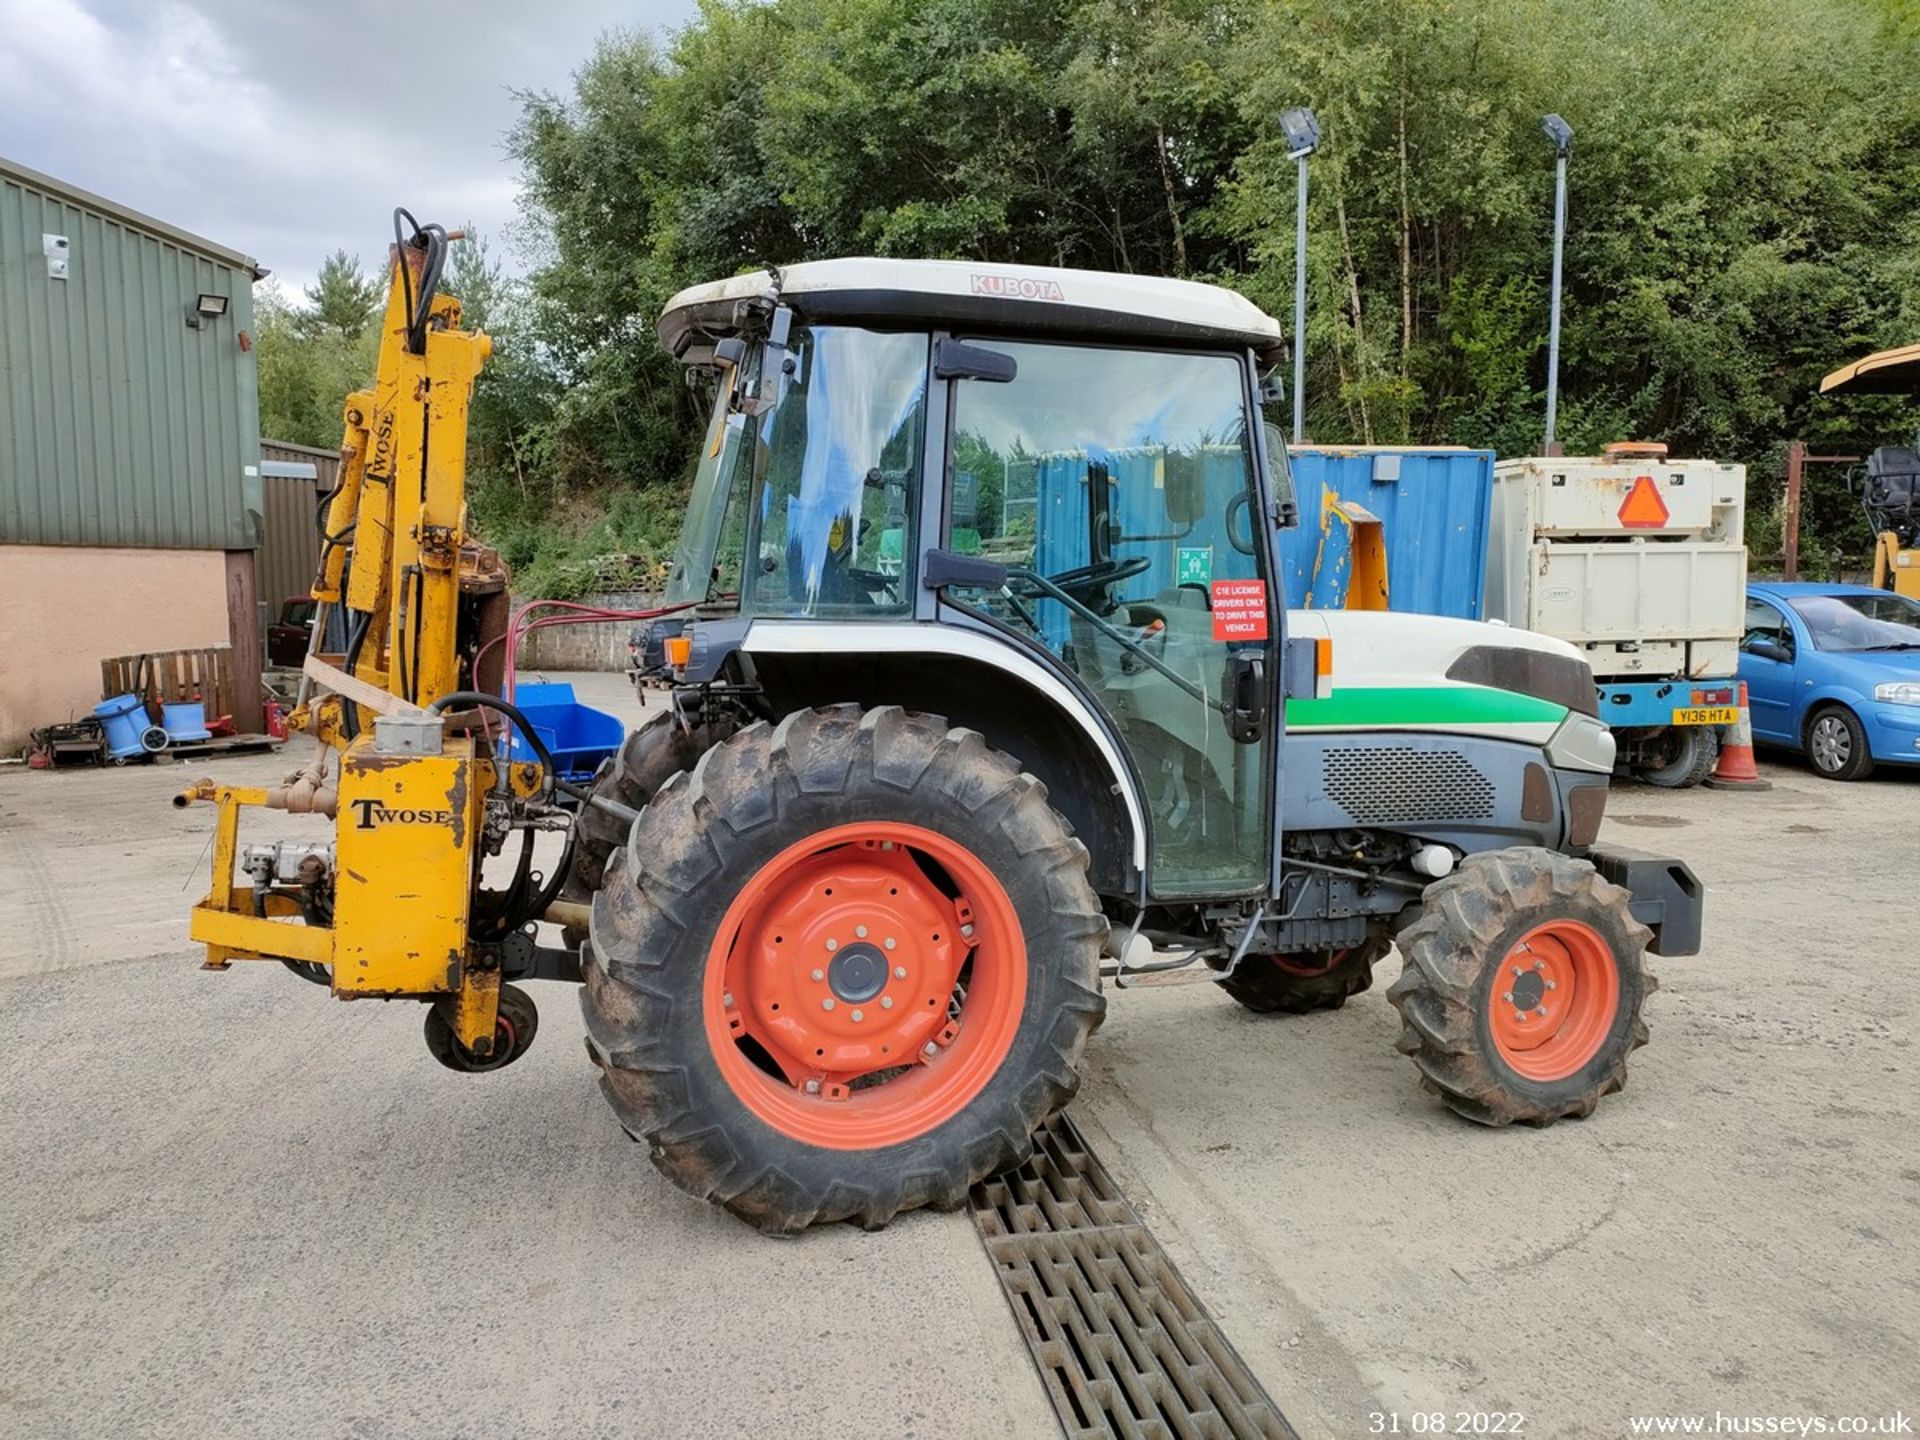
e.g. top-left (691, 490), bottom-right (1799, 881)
top-left (1323, 747), bottom-right (1496, 824)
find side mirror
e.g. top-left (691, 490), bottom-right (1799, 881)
top-left (934, 339), bottom-right (1017, 383)
top-left (1747, 638), bottom-right (1792, 663)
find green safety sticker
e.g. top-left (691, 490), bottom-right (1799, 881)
top-left (1176, 546), bottom-right (1213, 585)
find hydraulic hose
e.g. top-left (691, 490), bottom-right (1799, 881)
top-left (426, 691), bottom-right (558, 796)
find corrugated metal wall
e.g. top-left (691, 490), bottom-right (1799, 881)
top-left (258, 440), bottom-right (340, 611)
top-left (0, 162), bottom-right (262, 550)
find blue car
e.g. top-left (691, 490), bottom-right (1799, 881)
top-left (1739, 582), bottom-right (1920, 780)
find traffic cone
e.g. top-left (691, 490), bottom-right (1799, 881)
top-left (1705, 681), bottom-right (1772, 790)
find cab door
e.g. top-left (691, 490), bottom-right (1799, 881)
top-left (937, 338), bottom-right (1277, 898)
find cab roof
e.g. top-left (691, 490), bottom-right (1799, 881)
top-left (658, 257), bottom-right (1284, 365)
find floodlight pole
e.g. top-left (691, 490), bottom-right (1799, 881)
top-left (1542, 114), bottom-right (1574, 456)
top-left (1292, 151), bottom-right (1310, 443)
top-left (1279, 106), bottom-right (1320, 444)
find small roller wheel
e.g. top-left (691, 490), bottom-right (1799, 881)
top-left (1217, 936), bottom-right (1390, 1014)
top-left (424, 983), bottom-right (539, 1073)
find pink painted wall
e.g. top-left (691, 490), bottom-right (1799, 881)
top-left (0, 545), bottom-right (231, 750)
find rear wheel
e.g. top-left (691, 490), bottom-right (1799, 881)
top-left (560, 708), bottom-right (734, 943)
top-left (1806, 704), bottom-right (1874, 781)
top-left (582, 705), bottom-right (1106, 1232)
top-left (1387, 848), bottom-right (1653, 1126)
top-left (1633, 724), bottom-right (1718, 788)
top-left (1217, 936), bottom-right (1391, 1015)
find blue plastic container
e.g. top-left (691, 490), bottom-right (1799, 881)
top-left (500, 683), bottom-right (626, 781)
top-left (94, 693), bottom-right (150, 759)
top-left (1279, 447), bottom-right (1494, 619)
top-left (162, 701), bottom-right (212, 743)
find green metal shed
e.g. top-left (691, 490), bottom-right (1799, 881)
top-left (0, 154), bottom-right (264, 550)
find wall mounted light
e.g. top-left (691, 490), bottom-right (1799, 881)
top-left (186, 293), bottom-right (229, 329)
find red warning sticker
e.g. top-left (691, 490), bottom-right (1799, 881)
top-left (1211, 579), bottom-right (1269, 642)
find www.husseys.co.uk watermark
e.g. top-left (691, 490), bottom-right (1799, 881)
top-left (1627, 1413), bottom-right (1912, 1436)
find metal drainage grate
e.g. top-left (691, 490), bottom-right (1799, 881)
top-left (969, 1115), bottom-right (1299, 1440)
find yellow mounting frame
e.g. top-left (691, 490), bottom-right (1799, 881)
top-left (181, 225), bottom-right (504, 1052)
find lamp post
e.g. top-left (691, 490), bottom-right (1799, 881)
top-left (1279, 106), bottom-right (1320, 443)
top-left (1541, 113), bottom-right (1574, 455)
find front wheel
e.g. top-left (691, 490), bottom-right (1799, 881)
top-left (1806, 705), bottom-right (1874, 781)
top-left (582, 705), bottom-right (1106, 1232)
top-left (1216, 936), bottom-right (1391, 1015)
top-left (1387, 848), bottom-right (1654, 1126)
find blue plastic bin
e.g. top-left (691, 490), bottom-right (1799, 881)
top-left (499, 683), bottom-right (625, 782)
top-left (94, 693), bottom-right (150, 759)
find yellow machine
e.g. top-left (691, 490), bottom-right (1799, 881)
top-left (179, 211), bottom-right (589, 1069)
top-left (1820, 344), bottom-right (1920, 598)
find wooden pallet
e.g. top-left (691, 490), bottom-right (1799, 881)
top-left (158, 734), bottom-right (280, 760)
top-left (100, 648), bottom-right (237, 723)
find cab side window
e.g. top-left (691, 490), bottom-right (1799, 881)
top-left (1742, 598), bottom-right (1793, 658)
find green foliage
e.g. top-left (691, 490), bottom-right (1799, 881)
top-left (301, 250), bottom-right (382, 339)
top-left (272, 0), bottom-right (1920, 587)
top-left (253, 286), bottom-right (378, 448)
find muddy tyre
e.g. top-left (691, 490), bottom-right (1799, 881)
top-left (582, 705), bottom-right (1107, 1233)
top-left (1217, 936), bottom-right (1391, 1015)
top-left (1387, 847), bottom-right (1654, 1126)
top-left (560, 708), bottom-right (734, 942)
top-left (1633, 725), bottom-right (1719, 789)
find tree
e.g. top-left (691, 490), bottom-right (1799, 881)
top-left (301, 250), bottom-right (382, 340)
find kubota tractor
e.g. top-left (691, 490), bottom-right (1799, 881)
top-left (182, 229), bottom-right (1703, 1234)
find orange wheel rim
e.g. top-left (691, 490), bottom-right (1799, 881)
top-left (1488, 920), bottom-right (1620, 1082)
top-left (702, 821), bottom-right (1028, 1150)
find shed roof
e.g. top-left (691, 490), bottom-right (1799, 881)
top-left (0, 154), bottom-right (265, 279)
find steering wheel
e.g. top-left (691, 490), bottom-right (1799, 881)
top-left (1033, 555), bottom-right (1153, 603)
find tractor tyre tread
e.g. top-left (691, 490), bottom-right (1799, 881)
top-left (1217, 936), bottom-right (1392, 1014)
top-left (581, 704), bottom-right (1106, 1233)
top-left (1386, 847), bottom-right (1654, 1128)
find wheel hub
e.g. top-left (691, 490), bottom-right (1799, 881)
top-left (703, 821), bottom-right (1032, 1152)
top-left (827, 943), bottom-right (889, 1002)
top-left (727, 841), bottom-right (968, 1084)
top-left (1488, 921), bottom-right (1620, 1082)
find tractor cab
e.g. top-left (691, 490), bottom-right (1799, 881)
top-left (649, 258), bottom-right (1293, 901)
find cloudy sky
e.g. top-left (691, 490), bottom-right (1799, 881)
top-left (0, 0), bottom-right (700, 297)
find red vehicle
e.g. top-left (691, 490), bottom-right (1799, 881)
top-left (266, 596), bottom-right (316, 669)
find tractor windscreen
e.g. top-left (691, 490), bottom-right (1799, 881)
top-left (663, 326), bottom-right (929, 614)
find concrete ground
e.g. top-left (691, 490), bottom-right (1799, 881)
top-left (2, 672), bottom-right (1915, 1439)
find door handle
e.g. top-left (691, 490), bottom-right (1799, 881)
top-left (1222, 652), bottom-right (1267, 744)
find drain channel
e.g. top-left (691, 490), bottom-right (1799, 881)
top-left (969, 1114), bottom-right (1299, 1440)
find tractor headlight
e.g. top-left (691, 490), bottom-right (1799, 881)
top-left (1875, 681), bottom-right (1920, 707)
top-left (1544, 711), bottom-right (1616, 774)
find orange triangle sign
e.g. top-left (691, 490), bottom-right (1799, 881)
top-left (1618, 474), bottom-right (1670, 528)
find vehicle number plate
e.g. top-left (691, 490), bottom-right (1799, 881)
top-left (1671, 706), bottom-right (1739, 726)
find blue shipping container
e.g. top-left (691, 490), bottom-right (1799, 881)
top-left (1279, 447), bottom-right (1493, 619)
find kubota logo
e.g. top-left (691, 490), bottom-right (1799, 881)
top-left (970, 272), bottom-right (1065, 302)
top-left (351, 799), bottom-right (456, 830)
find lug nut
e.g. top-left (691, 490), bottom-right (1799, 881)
top-left (923, 1042), bottom-right (939, 1057)
top-left (804, 1079), bottom-right (821, 1095)
top-left (851, 1009), bottom-right (864, 1023)
top-left (1545, 979), bottom-right (1557, 991)
top-left (822, 998), bottom-right (835, 1012)
top-left (811, 968), bottom-right (825, 982)
top-left (961, 923), bottom-right (975, 939)
top-left (1514, 1010), bottom-right (1528, 1022)
top-left (856, 925), bottom-right (868, 938)
top-left (722, 991), bottom-right (735, 1008)
top-left (1503, 990), bottom-right (1514, 1002)
top-left (1535, 1007), bottom-right (1548, 1017)
top-left (881, 996), bottom-right (894, 1010)
top-left (1512, 967), bottom-right (1524, 979)
top-left (1533, 960), bottom-right (1545, 972)
top-left (894, 965), bottom-right (907, 979)
top-left (885, 938), bottom-right (897, 951)
top-left (826, 938), bottom-right (838, 952)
